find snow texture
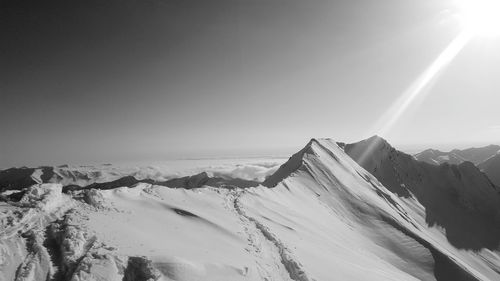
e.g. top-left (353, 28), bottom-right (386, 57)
top-left (0, 139), bottom-right (500, 280)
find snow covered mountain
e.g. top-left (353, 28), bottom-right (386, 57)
top-left (342, 136), bottom-right (500, 250)
top-left (1, 138), bottom-right (500, 281)
top-left (0, 165), bottom-right (130, 192)
top-left (0, 161), bottom-right (274, 195)
top-left (414, 145), bottom-right (500, 166)
top-left (413, 149), bottom-right (467, 165)
top-left (412, 143), bottom-right (500, 190)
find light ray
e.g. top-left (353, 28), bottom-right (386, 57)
top-left (357, 31), bottom-right (471, 164)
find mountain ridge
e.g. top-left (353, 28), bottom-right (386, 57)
top-left (252, 137), bottom-right (496, 280)
top-left (415, 144), bottom-right (500, 165)
top-left (343, 136), bottom-right (500, 250)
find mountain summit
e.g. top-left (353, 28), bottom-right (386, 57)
top-left (258, 137), bottom-right (499, 280)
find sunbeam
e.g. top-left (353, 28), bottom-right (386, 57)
top-left (358, 31), bottom-right (472, 164)
top-left (373, 31), bottom-right (471, 137)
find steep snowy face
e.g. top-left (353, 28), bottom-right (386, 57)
top-left (478, 154), bottom-right (500, 187)
top-left (344, 136), bottom-right (500, 250)
top-left (260, 138), bottom-right (500, 281)
top-left (264, 138), bottom-right (413, 222)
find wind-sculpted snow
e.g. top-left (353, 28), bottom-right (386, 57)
top-left (0, 184), bottom-right (74, 280)
top-left (1, 139), bottom-right (500, 280)
top-left (0, 183), bottom-right (164, 281)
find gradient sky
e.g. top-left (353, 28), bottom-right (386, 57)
top-left (2, 0), bottom-right (500, 167)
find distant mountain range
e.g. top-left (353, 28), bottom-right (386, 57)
top-left (414, 144), bottom-right (500, 186)
top-left (414, 144), bottom-right (500, 165)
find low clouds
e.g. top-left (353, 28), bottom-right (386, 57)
top-left (46, 159), bottom-right (285, 187)
top-left (109, 158), bottom-right (286, 184)
top-left (210, 162), bottom-right (282, 182)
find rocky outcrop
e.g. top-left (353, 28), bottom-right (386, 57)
top-left (158, 172), bottom-right (259, 189)
top-left (122, 257), bottom-right (161, 281)
top-left (0, 168), bottom-right (36, 192)
top-left (62, 176), bottom-right (153, 193)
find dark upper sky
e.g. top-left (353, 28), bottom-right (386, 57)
top-left (2, 0), bottom-right (500, 167)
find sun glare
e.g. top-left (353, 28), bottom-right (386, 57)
top-left (362, 31), bottom-right (470, 165)
top-left (458, 0), bottom-right (500, 37)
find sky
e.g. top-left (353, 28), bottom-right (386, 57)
top-left (1, 0), bottom-right (500, 167)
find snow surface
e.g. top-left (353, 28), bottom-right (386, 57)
top-left (1, 141), bottom-right (500, 280)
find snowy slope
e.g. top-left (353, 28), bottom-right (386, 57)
top-left (1, 139), bottom-right (500, 280)
top-left (343, 136), bottom-right (500, 250)
top-left (260, 138), bottom-right (499, 280)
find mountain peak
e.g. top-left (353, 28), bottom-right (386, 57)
top-left (263, 136), bottom-right (395, 189)
top-left (350, 135), bottom-right (393, 152)
top-left (262, 139), bottom-right (320, 187)
top-left (364, 135), bottom-right (391, 147)
top-left (366, 134), bottom-right (388, 142)
top-left (416, 148), bottom-right (442, 155)
top-left (341, 135), bottom-right (395, 167)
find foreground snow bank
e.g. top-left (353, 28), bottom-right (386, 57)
top-left (18, 184), bottom-right (63, 211)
